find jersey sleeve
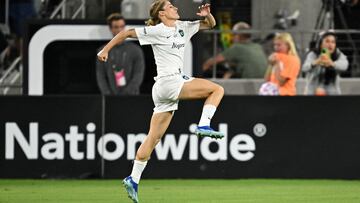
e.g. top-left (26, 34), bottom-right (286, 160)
top-left (184, 20), bottom-right (200, 40)
top-left (135, 26), bottom-right (162, 45)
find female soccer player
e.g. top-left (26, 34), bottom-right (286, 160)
top-left (97, 1), bottom-right (224, 202)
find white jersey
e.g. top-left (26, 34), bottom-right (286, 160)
top-left (135, 20), bottom-right (200, 79)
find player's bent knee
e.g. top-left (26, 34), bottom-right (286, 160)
top-left (216, 85), bottom-right (225, 96)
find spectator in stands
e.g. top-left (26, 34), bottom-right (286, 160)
top-left (96, 13), bottom-right (145, 95)
top-left (9, 0), bottom-right (37, 38)
top-left (7, 0), bottom-right (37, 61)
top-left (302, 32), bottom-right (349, 95)
top-left (0, 30), bottom-right (17, 73)
top-left (263, 32), bottom-right (301, 96)
top-left (202, 22), bottom-right (267, 79)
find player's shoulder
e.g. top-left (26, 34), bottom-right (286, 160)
top-left (177, 20), bottom-right (199, 26)
top-left (140, 23), bottom-right (164, 33)
top-left (153, 23), bottom-right (164, 28)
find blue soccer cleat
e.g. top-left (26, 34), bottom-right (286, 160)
top-left (122, 176), bottom-right (139, 203)
top-left (195, 126), bottom-right (224, 139)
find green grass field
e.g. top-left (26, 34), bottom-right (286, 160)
top-left (1, 179), bottom-right (360, 203)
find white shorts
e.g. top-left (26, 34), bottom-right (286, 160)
top-left (152, 74), bottom-right (194, 114)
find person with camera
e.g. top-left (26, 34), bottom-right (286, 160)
top-left (302, 32), bottom-right (349, 95)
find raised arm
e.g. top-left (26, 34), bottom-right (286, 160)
top-left (203, 54), bottom-right (225, 71)
top-left (97, 29), bottom-right (137, 62)
top-left (197, 4), bottom-right (216, 30)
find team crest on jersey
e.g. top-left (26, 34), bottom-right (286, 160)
top-left (179, 29), bottom-right (184, 37)
top-left (182, 75), bottom-right (190, 80)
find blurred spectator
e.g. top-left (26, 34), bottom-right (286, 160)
top-left (9, 0), bottom-right (37, 38)
top-left (96, 13), bottom-right (145, 95)
top-left (0, 30), bottom-right (18, 73)
top-left (302, 32), bottom-right (349, 95)
top-left (202, 22), bottom-right (267, 79)
top-left (263, 33), bottom-right (301, 96)
top-left (7, 0), bottom-right (37, 61)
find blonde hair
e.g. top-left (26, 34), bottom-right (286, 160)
top-left (274, 32), bottom-right (299, 57)
top-left (146, 0), bottom-right (167, 26)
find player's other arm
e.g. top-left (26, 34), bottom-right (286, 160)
top-left (197, 4), bottom-right (216, 30)
top-left (97, 29), bottom-right (137, 62)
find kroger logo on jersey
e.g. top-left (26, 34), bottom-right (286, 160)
top-left (4, 123), bottom-right (267, 162)
top-left (172, 43), bottom-right (185, 49)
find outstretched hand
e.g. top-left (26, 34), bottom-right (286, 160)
top-left (196, 3), bottom-right (211, 17)
top-left (319, 55), bottom-right (335, 67)
top-left (313, 54), bottom-right (334, 67)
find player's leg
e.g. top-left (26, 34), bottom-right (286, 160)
top-left (123, 111), bottom-right (173, 203)
top-left (178, 78), bottom-right (225, 139)
top-left (178, 78), bottom-right (224, 105)
top-left (136, 111), bottom-right (173, 161)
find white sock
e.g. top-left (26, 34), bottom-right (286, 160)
top-left (198, 104), bottom-right (217, 127)
top-left (130, 160), bottom-right (148, 184)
